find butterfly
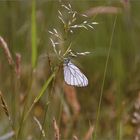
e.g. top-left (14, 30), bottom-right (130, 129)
top-left (63, 58), bottom-right (88, 87)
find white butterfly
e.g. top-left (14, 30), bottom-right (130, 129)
top-left (63, 59), bottom-right (88, 87)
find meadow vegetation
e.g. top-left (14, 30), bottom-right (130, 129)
top-left (0, 0), bottom-right (140, 140)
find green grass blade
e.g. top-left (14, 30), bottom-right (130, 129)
top-left (31, 0), bottom-right (37, 69)
top-left (93, 16), bottom-right (117, 140)
top-left (34, 73), bottom-right (55, 103)
top-left (23, 73), bottom-right (55, 122)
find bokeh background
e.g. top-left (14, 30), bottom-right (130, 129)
top-left (0, 0), bottom-right (140, 140)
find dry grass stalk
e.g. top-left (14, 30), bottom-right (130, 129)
top-left (0, 131), bottom-right (15, 140)
top-left (0, 91), bottom-right (10, 121)
top-left (33, 116), bottom-right (46, 138)
top-left (84, 126), bottom-right (94, 140)
top-left (132, 92), bottom-right (140, 140)
top-left (84, 6), bottom-right (122, 17)
top-left (15, 53), bottom-right (21, 78)
top-left (0, 36), bottom-right (14, 65)
top-left (64, 84), bottom-right (80, 117)
top-left (73, 135), bottom-right (79, 140)
top-left (53, 117), bottom-right (60, 140)
top-left (121, 0), bottom-right (130, 10)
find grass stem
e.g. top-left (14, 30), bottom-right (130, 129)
top-left (93, 16), bottom-right (117, 140)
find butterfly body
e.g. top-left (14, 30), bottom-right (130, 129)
top-left (63, 59), bottom-right (88, 87)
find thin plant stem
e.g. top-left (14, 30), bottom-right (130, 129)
top-left (39, 102), bottom-right (50, 140)
top-left (16, 71), bottom-right (34, 140)
top-left (17, 0), bottom-right (37, 139)
top-left (10, 67), bottom-right (17, 133)
top-left (23, 72), bottom-right (55, 123)
top-left (12, 72), bottom-right (20, 139)
top-left (118, 121), bottom-right (123, 140)
top-left (93, 16), bottom-right (117, 140)
top-left (39, 68), bottom-right (59, 140)
top-left (57, 94), bottom-right (63, 126)
top-left (31, 0), bottom-right (37, 69)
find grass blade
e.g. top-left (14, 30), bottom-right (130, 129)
top-left (34, 72), bottom-right (55, 103)
top-left (23, 72), bottom-right (55, 122)
top-left (93, 16), bottom-right (117, 140)
top-left (31, 0), bottom-right (37, 69)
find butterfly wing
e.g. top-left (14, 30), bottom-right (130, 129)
top-left (64, 61), bottom-right (88, 87)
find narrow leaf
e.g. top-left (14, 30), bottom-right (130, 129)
top-left (34, 73), bottom-right (55, 103)
top-left (31, 0), bottom-right (37, 69)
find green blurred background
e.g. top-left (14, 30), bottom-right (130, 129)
top-left (0, 0), bottom-right (140, 140)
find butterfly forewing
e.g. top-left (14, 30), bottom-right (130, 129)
top-left (63, 60), bottom-right (88, 87)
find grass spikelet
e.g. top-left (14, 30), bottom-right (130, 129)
top-left (73, 135), bottom-right (79, 140)
top-left (0, 91), bottom-right (10, 121)
top-left (132, 92), bottom-right (140, 140)
top-left (53, 117), bottom-right (60, 140)
top-left (85, 6), bottom-right (122, 17)
top-left (84, 126), bottom-right (94, 140)
top-left (15, 53), bottom-right (21, 79)
top-left (0, 36), bottom-right (14, 65)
